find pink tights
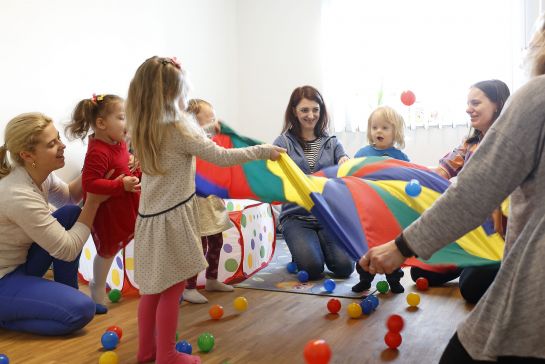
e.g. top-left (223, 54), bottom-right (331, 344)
top-left (137, 281), bottom-right (201, 364)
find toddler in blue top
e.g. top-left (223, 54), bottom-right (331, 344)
top-left (354, 105), bottom-right (409, 162)
top-left (353, 105), bottom-right (408, 293)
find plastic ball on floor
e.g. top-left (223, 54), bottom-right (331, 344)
top-left (386, 314), bottom-right (404, 333)
top-left (297, 270), bottom-right (309, 283)
top-left (360, 299), bottom-right (374, 315)
top-left (106, 325), bottom-right (123, 341)
top-left (303, 339), bottom-right (332, 364)
top-left (376, 280), bottom-right (390, 294)
top-left (175, 340), bottom-right (193, 354)
top-left (98, 351), bottom-right (118, 364)
top-left (323, 279), bottom-right (336, 293)
top-left (209, 304), bottom-right (224, 320)
top-left (108, 289), bottom-right (122, 303)
top-left (415, 277), bottom-right (429, 291)
top-left (287, 261), bottom-right (298, 274)
top-left (233, 296), bottom-right (249, 312)
top-left (197, 332), bottom-right (215, 353)
top-left (405, 179), bottom-right (422, 197)
top-left (406, 292), bottom-right (421, 307)
top-left (101, 331), bottom-right (119, 350)
top-left (384, 331), bottom-right (402, 349)
top-left (326, 298), bottom-right (341, 314)
top-left (0, 354), bottom-right (9, 364)
top-left (366, 294), bottom-right (379, 310)
top-left (347, 302), bottom-right (362, 318)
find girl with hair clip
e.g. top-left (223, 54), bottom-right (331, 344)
top-left (0, 113), bottom-right (108, 335)
top-left (354, 105), bottom-right (409, 161)
top-left (359, 16), bottom-right (545, 361)
top-left (126, 56), bottom-right (284, 364)
top-left (410, 79), bottom-right (511, 305)
top-left (352, 105), bottom-right (409, 293)
top-left (65, 94), bottom-right (140, 314)
top-left (183, 99), bottom-right (234, 304)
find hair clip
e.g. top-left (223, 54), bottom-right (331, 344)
top-left (91, 93), bottom-right (105, 104)
top-left (160, 57), bottom-right (181, 70)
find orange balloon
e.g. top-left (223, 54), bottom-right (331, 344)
top-left (209, 304), bottom-right (224, 320)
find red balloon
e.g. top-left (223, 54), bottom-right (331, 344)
top-left (416, 277), bottom-right (429, 291)
top-left (384, 331), bottom-right (402, 349)
top-left (386, 314), bottom-right (404, 333)
top-left (326, 298), bottom-right (341, 314)
top-left (304, 339), bottom-right (332, 364)
top-left (400, 90), bottom-right (416, 106)
top-left (106, 325), bottom-right (123, 340)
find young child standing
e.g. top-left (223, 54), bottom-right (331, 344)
top-left (352, 106), bottom-right (408, 293)
top-left (354, 105), bottom-right (409, 161)
top-left (126, 56), bottom-right (284, 364)
top-left (183, 99), bottom-right (234, 304)
top-left (65, 94), bottom-right (140, 314)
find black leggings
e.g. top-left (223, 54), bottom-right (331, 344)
top-left (410, 264), bottom-right (499, 304)
top-left (440, 332), bottom-right (545, 364)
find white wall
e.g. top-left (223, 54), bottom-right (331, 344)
top-left (0, 0), bottom-right (238, 180)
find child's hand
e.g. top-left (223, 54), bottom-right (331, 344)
top-left (128, 154), bottom-right (140, 173)
top-left (123, 175), bottom-right (141, 192)
top-left (268, 145), bottom-right (286, 161)
top-left (338, 156), bottom-right (350, 165)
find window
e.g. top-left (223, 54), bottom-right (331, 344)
top-left (321, 0), bottom-right (525, 132)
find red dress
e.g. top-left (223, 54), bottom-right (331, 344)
top-left (82, 137), bottom-right (140, 258)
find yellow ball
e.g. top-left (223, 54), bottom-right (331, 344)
top-left (99, 351), bottom-right (118, 364)
top-left (406, 292), bottom-right (421, 307)
top-left (347, 302), bottom-right (362, 318)
top-left (233, 296), bottom-right (249, 312)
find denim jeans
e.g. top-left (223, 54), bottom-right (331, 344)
top-left (281, 217), bottom-right (354, 280)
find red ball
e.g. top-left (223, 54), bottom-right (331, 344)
top-left (386, 314), bottom-right (404, 333)
top-left (303, 339), bottom-right (332, 364)
top-left (400, 90), bottom-right (416, 106)
top-left (384, 331), bottom-right (402, 349)
top-left (209, 304), bottom-right (224, 320)
top-left (415, 277), bottom-right (429, 291)
top-left (326, 298), bottom-right (341, 314)
top-left (106, 325), bottom-right (123, 340)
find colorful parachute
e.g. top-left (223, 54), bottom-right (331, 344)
top-left (196, 124), bottom-right (504, 269)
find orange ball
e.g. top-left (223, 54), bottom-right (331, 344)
top-left (209, 304), bottom-right (224, 320)
top-left (303, 339), bottom-right (331, 364)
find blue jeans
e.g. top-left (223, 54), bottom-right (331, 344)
top-left (281, 217), bottom-right (354, 280)
top-left (0, 205), bottom-right (95, 335)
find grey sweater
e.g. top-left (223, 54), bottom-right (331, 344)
top-left (404, 75), bottom-right (545, 360)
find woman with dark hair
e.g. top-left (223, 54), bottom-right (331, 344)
top-left (273, 85), bottom-right (353, 280)
top-left (360, 15), bottom-right (545, 362)
top-left (411, 79), bottom-right (511, 304)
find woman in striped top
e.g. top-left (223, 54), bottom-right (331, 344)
top-left (273, 85), bottom-right (352, 280)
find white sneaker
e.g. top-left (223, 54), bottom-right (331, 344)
top-left (205, 279), bottom-right (234, 292)
top-left (183, 289), bottom-right (208, 304)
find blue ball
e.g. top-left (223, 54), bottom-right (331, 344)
top-left (405, 179), bottom-right (422, 197)
top-left (0, 354), bottom-right (9, 364)
top-left (101, 331), bottom-right (119, 350)
top-left (297, 270), bottom-right (309, 283)
top-left (366, 294), bottom-right (379, 309)
top-left (323, 279), bottom-right (336, 292)
top-left (287, 261), bottom-right (298, 274)
top-left (175, 340), bottom-right (193, 354)
top-left (360, 299), bottom-right (374, 315)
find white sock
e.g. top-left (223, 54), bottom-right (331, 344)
top-left (90, 255), bottom-right (115, 304)
top-left (183, 289), bottom-right (208, 304)
top-left (205, 279), bottom-right (234, 292)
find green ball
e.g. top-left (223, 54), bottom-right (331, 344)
top-left (108, 289), bottom-right (122, 303)
top-left (376, 280), bottom-right (390, 294)
top-left (197, 332), bottom-right (215, 353)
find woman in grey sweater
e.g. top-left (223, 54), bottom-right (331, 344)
top-left (360, 17), bottom-right (545, 363)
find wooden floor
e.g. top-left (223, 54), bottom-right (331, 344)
top-left (0, 270), bottom-right (472, 364)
